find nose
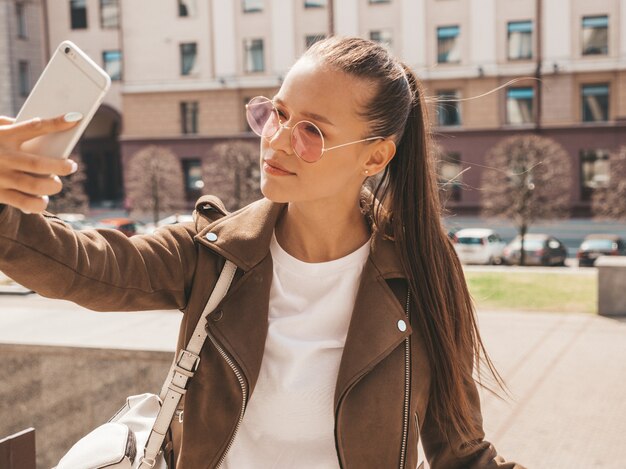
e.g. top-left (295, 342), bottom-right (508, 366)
top-left (268, 122), bottom-right (293, 156)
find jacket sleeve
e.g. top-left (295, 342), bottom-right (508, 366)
top-left (0, 204), bottom-right (198, 312)
top-left (419, 356), bottom-right (527, 469)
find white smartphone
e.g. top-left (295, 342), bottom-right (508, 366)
top-left (15, 40), bottom-right (111, 159)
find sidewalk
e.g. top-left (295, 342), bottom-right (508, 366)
top-left (0, 295), bottom-right (625, 468)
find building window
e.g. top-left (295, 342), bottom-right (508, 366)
top-left (436, 90), bottom-right (461, 126)
top-left (582, 84), bottom-right (609, 122)
top-left (180, 101), bottom-right (199, 134)
top-left (506, 87), bottom-right (534, 124)
top-left (370, 29), bottom-right (392, 48)
top-left (244, 39), bottom-right (264, 73)
top-left (103, 50), bottom-right (122, 81)
top-left (70, 0), bottom-right (88, 29)
top-left (100, 0), bottom-right (119, 28)
top-left (243, 0), bottom-right (263, 13)
top-left (182, 159), bottom-right (204, 199)
top-left (16, 3), bottom-right (27, 38)
top-left (178, 0), bottom-right (197, 17)
top-left (305, 0), bottom-right (327, 7)
top-left (437, 25), bottom-right (460, 63)
top-left (438, 152), bottom-right (462, 202)
top-left (580, 149), bottom-right (610, 200)
top-left (180, 43), bottom-right (198, 76)
top-left (508, 20), bottom-right (532, 60)
top-left (18, 61), bottom-right (30, 97)
top-left (582, 15), bottom-right (608, 55)
top-left (305, 34), bottom-right (326, 49)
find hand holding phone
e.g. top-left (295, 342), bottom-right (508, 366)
top-left (0, 114), bottom-right (81, 214)
top-left (15, 40), bottom-right (111, 159)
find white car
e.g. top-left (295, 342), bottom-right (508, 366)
top-left (452, 228), bottom-right (506, 265)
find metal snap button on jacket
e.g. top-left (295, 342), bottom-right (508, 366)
top-left (397, 319), bottom-right (407, 332)
top-left (206, 232), bottom-right (218, 242)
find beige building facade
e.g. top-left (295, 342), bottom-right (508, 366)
top-left (5, 0), bottom-right (626, 214)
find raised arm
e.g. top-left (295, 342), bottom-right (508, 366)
top-left (0, 114), bottom-right (197, 312)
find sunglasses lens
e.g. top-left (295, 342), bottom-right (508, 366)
top-left (292, 121), bottom-right (324, 163)
top-left (246, 98), bottom-right (279, 138)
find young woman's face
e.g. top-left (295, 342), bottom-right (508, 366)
top-left (258, 57), bottom-right (379, 204)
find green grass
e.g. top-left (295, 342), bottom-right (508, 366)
top-left (464, 271), bottom-right (597, 314)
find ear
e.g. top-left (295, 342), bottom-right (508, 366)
top-left (362, 139), bottom-right (396, 177)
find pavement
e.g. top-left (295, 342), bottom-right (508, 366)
top-left (1, 291), bottom-right (625, 468)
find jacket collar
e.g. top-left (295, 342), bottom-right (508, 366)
top-left (193, 195), bottom-right (407, 281)
top-left (193, 195), bottom-right (413, 410)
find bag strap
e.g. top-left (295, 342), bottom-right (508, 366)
top-left (139, 259), bottom-right (238, 469)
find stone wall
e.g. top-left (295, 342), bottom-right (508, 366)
top-left (0, 344), bottom-right (173, 468)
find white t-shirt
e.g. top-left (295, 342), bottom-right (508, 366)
top-left (221, 231), bottom-right (371, 469)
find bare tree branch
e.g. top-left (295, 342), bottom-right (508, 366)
top-left (125, 145), bottom-right (186, 224)
top-left (592, 146), bottom-right (626, 221)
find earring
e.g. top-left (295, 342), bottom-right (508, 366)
top-left (364, 170), bottom-right (369, 176)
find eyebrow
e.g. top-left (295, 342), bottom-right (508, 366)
top-left (273, 97), bottom-right (335, 127)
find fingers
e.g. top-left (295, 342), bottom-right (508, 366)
top-left (0, 113), bottom-right (82, 143)
top-left (0, 116), bottom-right (16, 125)
top-left (0, 148), bottom-right (77, 177)
top-left (0, 188), bottom-right (50, 214)
top-left (0, 170), bottom-right (63, 197)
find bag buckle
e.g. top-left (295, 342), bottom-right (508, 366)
top-left (176, 349), bottom-right (200, 372)
top-left (140, 457), bottom-right (157, 468)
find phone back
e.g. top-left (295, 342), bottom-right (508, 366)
top-left (16, 40), bottom-right (111, 159)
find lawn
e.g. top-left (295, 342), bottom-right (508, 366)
top-left (464, 270), bottom-right (597, 314)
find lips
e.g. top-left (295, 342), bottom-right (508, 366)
top-left (264, 159), bottom-right (295, 175)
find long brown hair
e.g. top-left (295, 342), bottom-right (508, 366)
top-left (304, 36), bottom-right (509, 446)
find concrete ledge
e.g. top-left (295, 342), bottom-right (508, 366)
top-left (596, 256), bottom-right (626, 316)
top-left (0, 343), bottom-right (173, 469)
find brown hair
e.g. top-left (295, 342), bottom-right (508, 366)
top-left (304, 36), bottom-right (509, 446)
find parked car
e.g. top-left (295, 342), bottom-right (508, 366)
top-left (144, 213), bottom-right (195, 234)
top-left (452, 228), bottom-right (506, 265)
top-left (502, 234), bottom-right (567, 266)
top-left (56, 213), bottom-right (95, 230)
top-left (577, 234), bottom-right (626, 267)
top-left (94, 217), bottom-right (140, 237)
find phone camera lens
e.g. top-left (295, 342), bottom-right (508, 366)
top-left (64, 47), bottom-right (70, 54)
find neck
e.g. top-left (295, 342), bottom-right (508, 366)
top-left (275, 195), bottom-right (371, 263)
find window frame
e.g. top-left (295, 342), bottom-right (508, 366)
top-left (102, 50), bottom-right (122, 81)
top-left (180, 42), bottom-right (198, 76)
top-left (244, 38), bottom-right (265, 73)
top-left (242, 0), bottom-right (263, 13)
top-left (506, 87), bottom-right (535, 125)
top-left (16, 2), bottom-right (27, 39)
top-left (437, 25), bottom-right (461, 64)
top-left (436, 90), bottom-right (462, 127)
top-left (581, 15), bottom-right (608, 56)
top-left (18, 60), bottom-right (30, 97)
top-left (70, 0), bottom-right (88, 30)
top-left (507, 20), bottom-right (533, 61)
top-left (180, 101), bottom-right (199, 135)
top-left (581, 83), bottom-right (609, 123)
top-left (99, 0), bottom-right (119, 29)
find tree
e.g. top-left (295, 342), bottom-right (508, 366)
top-left (48, 152), bottom-right (89, 214)
top-left (202, 141), bottom-right (261, 211)
top-left (591, 146), bottom-right (626, 220)
top-left (125, 145), bottom-right (185, 224)
top-left (481, 134), bottom-right (571, 265)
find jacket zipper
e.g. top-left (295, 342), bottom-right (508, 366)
top-left (206, 329), bottom-right (248, 469)
top-left (398, 290), bottom-right (411, 469)
top-left (335, 290), bottom-right (412, 469)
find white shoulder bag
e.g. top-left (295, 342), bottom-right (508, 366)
top-left (55, 260), bottom-right (238, 469)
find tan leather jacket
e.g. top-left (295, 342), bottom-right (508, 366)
top-left (0, 196), bottom-right (525, 469)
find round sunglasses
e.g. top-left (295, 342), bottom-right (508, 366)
top-left (245, 96), bottom-right (384, 163)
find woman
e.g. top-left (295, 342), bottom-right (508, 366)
top-left (0, 37), bottom-right (525, 468)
